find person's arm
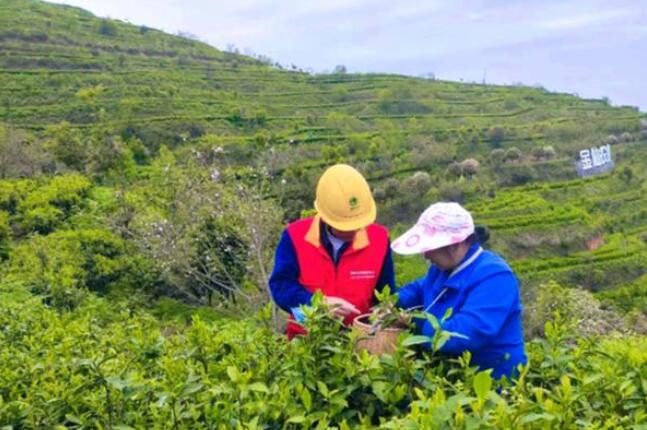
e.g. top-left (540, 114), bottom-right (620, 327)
top-left (395, 276), bottom-right (426, 310)
top-left (421, 272), bottom-right (518, 354)
top-left (375, 244), bottom-right (395, 295)
top-left (269, 230), bottom-right (313, 313)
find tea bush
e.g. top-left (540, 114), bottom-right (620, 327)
top-left (1, 287), bottom-right (646, 429)
top-left (15, 174), bottom-right (92, 235)
top-left (4, 228), bottom-right (155, 310)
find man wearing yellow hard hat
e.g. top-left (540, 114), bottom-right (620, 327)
top-left (269, 164), bottom-right (395, 338)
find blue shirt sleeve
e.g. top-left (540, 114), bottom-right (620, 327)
top-left (421, 272), bottom-right (518, 355)
top-left (395, 276), bottom-right (426, 310)
top-left (268, 230), bottom-right (313, 313)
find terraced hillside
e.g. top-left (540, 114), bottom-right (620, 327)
top-left (1, 0), bottom-right (647, 309)
top-left (3, 1), bottom-right (647, 428)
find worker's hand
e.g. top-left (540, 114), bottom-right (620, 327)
top-left (323, 296), bottom-right (360, 319)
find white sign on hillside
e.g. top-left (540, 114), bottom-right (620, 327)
top-left (576, 144), bottom-right (614, 177)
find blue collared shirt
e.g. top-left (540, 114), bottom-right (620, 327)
top-left (396, 243), bottom-right (527, 379)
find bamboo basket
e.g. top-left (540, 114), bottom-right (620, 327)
top-left (353, 313), bottom-right (404, 355)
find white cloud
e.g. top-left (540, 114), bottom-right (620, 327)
top-left (540, 9), bottom-right (631, 30)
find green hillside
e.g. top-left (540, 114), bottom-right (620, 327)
top-left (1, 0), bottom-right (647, 428)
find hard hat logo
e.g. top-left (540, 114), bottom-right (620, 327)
top-left (314, 164), bottom-right (377, 231)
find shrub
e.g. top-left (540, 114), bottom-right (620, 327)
top-left (498, 164), bottom-right (537, 186)
top-left (524, 281), bottom-right (628, 338)
top-left (542, 145), bottom-right (556, 159)
top-left (438, 183), bottom-right (467, 203)
top-left (130, 160), bottom-right (282, 306)
top-left (489, 148), bottom-right (505, 165)
top-left (619, 131), bottom-right (634, 142)
top-left (0, 124), bottom-right (50, 178)
top-left (459, 158), bottom-right (480, 176)
top-left (5, 229), bottom-right (147, 310)
top-left (17, 174), bottom-right (92, 234)
top-left (0, 210), bottom-right (10, 259)
top-left (404, 171), bottom-right (432, 195)
top-left (531, 146), bottom-right (556, 160)
top-left (0, 291), bottom-right (646, 428)
top-left (446, 161), bottom-right (462, 178)
top-left (504, 147), bottom-right (522, 163)
top-left (487, 127), bottom-right (505, 148)
top-left (98, 19), bottom-right (118, 36)
top-left (45, 122), bottom-right (88, 171)
top-left (0, 179), bottom-right (35, 214)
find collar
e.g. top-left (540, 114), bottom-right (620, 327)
top-left (304, 215), bottom-right (370, 251)
top-left (443, 243), bottom-right (483, 289)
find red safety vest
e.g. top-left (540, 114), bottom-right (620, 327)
top-left (285, 217), bottom-right (389, 339)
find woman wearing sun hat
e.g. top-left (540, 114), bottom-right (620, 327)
top-left (392, 202), bottom-right (527, 379)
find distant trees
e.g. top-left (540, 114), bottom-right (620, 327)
top-left (504, 147), bottom-right (522, 163)
top-left (459, 158), bottom-right (480, 176)
top-left (604, 135), bottom-right (619, 145)
top-left (604, 132), bottom-right (636, 145)
top-left (98, 19), bottom-right (118, 36)
top-left (489, 148), bottom-right (506, 165)
top-left (487, 127), bottom-right (506, 148)
top-left (226, 107), bottom-right (267, 128)
top-left (45, 122), bottom-right (86, 171)
top-left (531, 145), bottom-right (557, 161)
top-left (404, 171), bottom-right (432, 195)
top-left (43, 122), bottom-right (139, 181)
top-left (619, 132), bottom-right (634, 143)
top-left (177, 31), bottom-right (200, 41)
top-left (446, 159), bottom-right (481, 178)
top-left (333, 65), bottom-right (347, 74)
top-left (0, 123), bottom-right (50, 178)
top-left (619, 166), bottom-right (634, 184)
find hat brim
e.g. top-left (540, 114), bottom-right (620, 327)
top-left (315, 198), bottom-right (376, 231)
top-left (391, 224), bottom-right (471, 255)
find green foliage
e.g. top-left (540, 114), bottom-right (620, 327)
top-left (17, 174), bottom-right (92, 234)
top-left (1, 288), bottom-right (646, 428)
top-left (4, 228), bottom-right (151, 310)
top-left (45, 122), bottom-right (87, 171)
top-left (598, 274), bottom-right (647, 315)
top-left (0, 210), bottom-right (11, 259)
top-left (524, 281), bottom-right (628, 338)
top-left (370, 285), bottom-right (411, 330)
top-left (98, 19), bottom-right (118, 36)
top-left (128, 154), bottom-right (282, 305)
top-left (0, 179), bottom-right (35, 214)
top-left (1, 3), bottom-right (647, 427)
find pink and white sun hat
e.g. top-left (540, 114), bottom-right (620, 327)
top-left (392, 202), bottom-right (475, 255)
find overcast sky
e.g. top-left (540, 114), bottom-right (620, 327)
top-left (51, 0), bottom-right (647, 111)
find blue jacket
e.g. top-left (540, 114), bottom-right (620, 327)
top-left (269, 222), bottom-right (395, 313)
top-left (396, 244), bottom-right (527, 379)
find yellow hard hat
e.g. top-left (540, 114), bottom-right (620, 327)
top-left (314, 164), bottom-right (376, 231)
